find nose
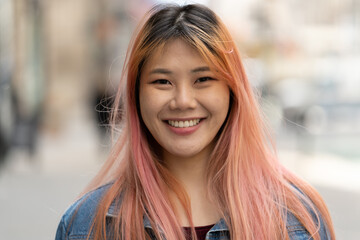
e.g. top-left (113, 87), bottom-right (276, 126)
top-left (169, 84), bottom-right (197, 110)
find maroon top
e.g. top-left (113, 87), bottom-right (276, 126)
top-left (183, 224), bottom-right (215, 240)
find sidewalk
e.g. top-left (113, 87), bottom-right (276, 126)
top-left (0, 113), bottom-right (105, 240)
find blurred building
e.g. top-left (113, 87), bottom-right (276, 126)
top-left (213, 0), bottom-right (360, 138)
top-left (1, 0), bottom-right (359, 159)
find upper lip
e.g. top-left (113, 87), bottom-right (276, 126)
top-left (163, 117), bottom-right (205, 121)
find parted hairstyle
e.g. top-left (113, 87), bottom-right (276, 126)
top-left (83, 4), bottom-right (335, 240)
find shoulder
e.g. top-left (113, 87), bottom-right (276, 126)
top-left (285, 186), bottom-right (331, 240)
top-left (55, 183), bottom-right (113, 240)
top-left (286, 211), bottom-right (331, 240)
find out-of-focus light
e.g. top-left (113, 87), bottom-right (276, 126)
top-left (304, 105), bottom-right (328, 135)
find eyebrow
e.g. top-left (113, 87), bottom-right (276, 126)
top-left (191, 66), bottom-right (210, 73)
top-left (149, 66), bottom-right (211, 75)
top-left (149, 68), bottom-right (172, 75)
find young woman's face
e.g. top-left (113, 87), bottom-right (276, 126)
top-left (139, 39), bottom-right (230, 160)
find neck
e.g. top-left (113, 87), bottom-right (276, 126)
top-left (162, 145), bottom-right (221, 226)
top-left (162, 148), bottom-right (211, 189)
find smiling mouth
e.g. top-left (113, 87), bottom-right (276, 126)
top-left (167, 119), bottom-right (201, 128)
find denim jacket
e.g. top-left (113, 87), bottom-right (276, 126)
top-left (55, 184), bottom-right (331, 240)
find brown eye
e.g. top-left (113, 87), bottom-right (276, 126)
top-left (152, 79), bottom-right (171, 85)
top-left (195, 77), bottom-right (215, 83)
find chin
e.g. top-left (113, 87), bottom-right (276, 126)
top-left (166, 147), bottom-right (205, 159)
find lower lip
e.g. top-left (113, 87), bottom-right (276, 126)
top-left (165, 120), bottom-right (203, 136)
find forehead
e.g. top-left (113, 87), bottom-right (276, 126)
top-left (143, 39), bottom-right (208, 70)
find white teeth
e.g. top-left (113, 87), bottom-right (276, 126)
top-left (167, 119), bottom-right (201, 128)
top-left (189, 120), bottom-right (194, 127)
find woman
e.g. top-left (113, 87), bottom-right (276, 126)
top-left (56, 4), bottom-right (335, 240)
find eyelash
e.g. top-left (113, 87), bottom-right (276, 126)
top-left (151, 76), bottom-right (215, 85)
top-left (195, 76), bottom-right (215, 83)
top-left (152, 79), bottom-right (171, 85)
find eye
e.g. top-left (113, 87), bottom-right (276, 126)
top-left (152, 79), bottom-right (172, 85)
top-left (195, 76), bottom-right (215, 83)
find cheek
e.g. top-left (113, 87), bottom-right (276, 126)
top-left (206, 87), bottom-right (230, 117)
top-left (139, 88), bottom-right (168, 124)
top-left (139, 86), bottom-right (150, 121)
top-left (139, 89), bottom-right (154, 124)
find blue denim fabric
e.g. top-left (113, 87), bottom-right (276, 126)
top-left (55, 184), bottom-right (331, 240)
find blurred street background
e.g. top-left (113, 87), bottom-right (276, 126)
top-left (0, 0), bottom-right (359, 239)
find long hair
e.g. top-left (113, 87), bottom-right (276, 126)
top-left (84, 4), bottom-right (335, 240)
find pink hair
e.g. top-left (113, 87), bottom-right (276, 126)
top-left (82, 4), bottom-right (335, 240)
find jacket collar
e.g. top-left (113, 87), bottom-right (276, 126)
top-left (106, 200), bottom-right (229, 233)
top-left (106, 200), bottom-right (118, 218)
